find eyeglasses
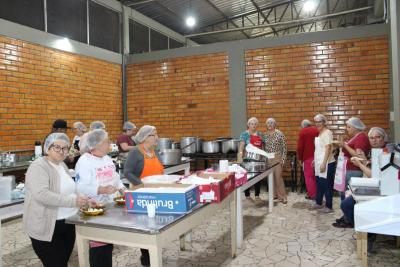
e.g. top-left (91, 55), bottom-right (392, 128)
top-left (148, 134), bottom-right (157, 137)
top-left (369, 135), bottom-right (382, 140)
top-left (51, 145), bottom-right (69, 153)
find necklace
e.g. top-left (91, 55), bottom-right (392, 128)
top-left (141, 145), bottom-right (154, 158)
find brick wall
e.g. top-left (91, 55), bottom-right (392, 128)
top-left (245, 36), bottom-right (390, 152)
top-left (0, 35), bottom-right (122, 151)
top-left (126, 53), bottom-right (230, 141)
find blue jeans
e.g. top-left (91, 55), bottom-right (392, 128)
top-left (340, 170), bottom-right (363, 200)
top-left (340, 195), bottom-right (356, 225)
top-left (316, 162), bottom-right (335, 209)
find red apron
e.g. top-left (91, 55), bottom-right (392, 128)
top-left (250, 135), bottom-right (263, 149)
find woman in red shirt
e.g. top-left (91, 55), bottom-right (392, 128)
top-left (337, 117), bottom-right (371, 198)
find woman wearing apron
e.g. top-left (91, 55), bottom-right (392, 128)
top-left (124, 125), bottom-right (163, 267)
top-left (238, 117), bottom-right (265, 202)
top-left (311, 114), bottom-right (335, 213)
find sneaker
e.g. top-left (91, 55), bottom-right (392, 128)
top-left (317, 207), bottom-right (334, 213)
top-left (309, 204), bottom-right (323, 210)
top-left (332, 221), bottom-right (353, 228)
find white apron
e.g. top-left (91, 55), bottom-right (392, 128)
top-left (314, 137), bottom-right (328, 178)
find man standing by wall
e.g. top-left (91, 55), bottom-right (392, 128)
top-left (297, 119), bottom-right (319, 199)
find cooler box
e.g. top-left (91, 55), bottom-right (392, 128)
top-left (196, 171), bottom-right (235, 203)
top-left (125, 183), bottom-right (199, 214)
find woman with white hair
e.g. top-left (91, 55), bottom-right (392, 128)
top-left (75, 129), bottom-right (126, 267)
top-left (311, 114), bottom-right (335, 213)
top-left (116, 121), bottom-right (137, 153)
top-left (123, 125), bottom-right (162, 266)
top-left (23, 133), bottom-right (89, 267)
top-left (237, 117), bottom-right (265, 201)
top-left (333, 127), bottom-right (387, 232)
top-left (79, 121), bottom-right (106, 154)
top-left (337, 117), bottom-right (371, 197)
top-left (264, 118), bottom-right (287, 204)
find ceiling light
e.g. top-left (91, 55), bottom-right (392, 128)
top-left (303, 0), bottom-right (316, 12)
top-left (185, 16), bottom-right (196, 27)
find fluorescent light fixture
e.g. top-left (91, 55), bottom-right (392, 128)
top-left (185, 16), bottom-right (196, 27)
top-left (303, 0), bottom-right (316, 12)
top-left (54, 37), bottom-right (73, 52)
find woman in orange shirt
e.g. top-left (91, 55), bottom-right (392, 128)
top-left (123, 125), bottom-right (163, 266)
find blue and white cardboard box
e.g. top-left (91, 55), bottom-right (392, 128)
top-left (125, 183), bottom-right (199, 214)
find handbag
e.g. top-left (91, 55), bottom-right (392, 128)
top-left (334, 149), bottom-right (347, 192)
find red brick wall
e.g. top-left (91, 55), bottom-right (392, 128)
top-left (126, 53), bottom-right (231, 142)
top-left (0, 36), bottom-right (122, 151)
top-left (245, 36), bottom-right (390, 152)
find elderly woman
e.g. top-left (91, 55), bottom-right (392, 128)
top-left (238, 117), bottom-right (265, 201)
top-left (23, 133), bottom-right (88, 267)
top-left (337, 117), bottom-right (371, 197)
top-left (333, 127), bottom-right (388, 229)
top-left (116, 121), bottom-right (137, 153)
top-left (67, 121), bottom-right (87, 168)
top-left (75, 129), bottom-right (126, 267)
top-left (264, 118), bottom-right (287, 204)
top-left (79, 121), bottom-right (106, 154)
top-left (124, 125), bottom-right (162, 266)
top-left (311, 114), bottom-right (336, 213)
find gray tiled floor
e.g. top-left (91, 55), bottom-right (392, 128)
top-left (2, 192), bottom-right (400, 266)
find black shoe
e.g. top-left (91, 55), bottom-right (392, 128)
top-left (335, 216), bottom-right (346, 223)
top-left (140, 255), bottom-right (150, 267)
top-left (332, 221), bottom-right (353, 228)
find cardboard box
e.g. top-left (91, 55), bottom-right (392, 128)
top-left (125, 183), bottom-right (199, 214)
top-left (234, 172), bottom-right (247, 187)
top-left (195, 171), bottom-right (235, 203)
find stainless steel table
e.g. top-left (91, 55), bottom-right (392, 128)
top-left (0, 161), bottom-right (30, 176)
top-left (66, 191), bottom-right (237, 267)
top-left (236, 160), bottom-right (279, 248)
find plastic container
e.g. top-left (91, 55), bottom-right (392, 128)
top-left (0, 176), bottom-right (13, 203)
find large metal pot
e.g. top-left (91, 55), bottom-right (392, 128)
top-left (171, 142), bottom-right (180, 149)
top-left (157, 138), bottom-right (172, 151)
top-left (244, 151), bottom-right (267, 162)
top-left (159, 149), bottom-right (182, 166)
top-left (180, 137), bottom-right (197, 154)
top-left (202, 141), bottom-right (220, 153)
top-left (221, 139), bottom-right (240, 153)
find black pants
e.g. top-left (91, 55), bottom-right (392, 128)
top-left (244, 181), bottom-right (261, 197)
top-left (30, 220), bottom-right (75, 267)
top-left (89, 244), bottom-right (113, 267)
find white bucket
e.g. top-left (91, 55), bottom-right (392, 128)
top-left (0, 176), bottom-right (12, 203)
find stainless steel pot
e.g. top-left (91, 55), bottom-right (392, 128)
top-left (221, 139), bottom-right (240, 153)
top-left (202, 141), bottom-right (220, 153)
top-left (240, 161), bottom-right (267, 173)
top-left (244, 151), bottom-right (267, 162)
top-left (159, 149), bottom-right (182, 166)
top-left (157, 138), bottom-right (172, 151)
top-left (180, 137), bottom-right (197, 154)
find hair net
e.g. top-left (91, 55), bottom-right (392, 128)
top-left (123, 121), bottom-right (136, 130)
top-left (86, 129), bottom-right (108, 150)
top-left (44, 133), bottom-right (70, 154)
top-left (266, 118), bottom-right (276, 126)
top-left (368, 127), bottom-right (388, 142)
top-left (73, 121), bottom-right (87, 133)
top-left (346, 117), bottom-right (366, 131)
top-left (90, 121), bottom-right (105, 130)
top-left (314, 114), bottom-right (327, 123)
top-left (134, 125), bottom-right (156, 144)
top-left (301, 119), bottom-right (312, 128)
top-left (247, 117), bottom-right (259, 126)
